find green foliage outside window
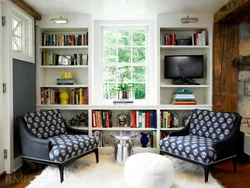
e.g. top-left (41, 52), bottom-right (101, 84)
top-left (103, 29), bottom-right (146, 100)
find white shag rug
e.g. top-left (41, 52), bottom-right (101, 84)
top-left (27, 154), bottom-right (222, 188)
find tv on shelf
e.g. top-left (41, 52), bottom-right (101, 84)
top-left (164, 55), bottom-right (204, 85)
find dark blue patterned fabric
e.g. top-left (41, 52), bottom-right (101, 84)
top-left (189, 109), bottom-right (236, 140)
top-left (159, 135), bottom-right (217, 164)
top-left (47, 134), bottom-right (99, 162)
top-left (24, 109), bottom-right (67, 139)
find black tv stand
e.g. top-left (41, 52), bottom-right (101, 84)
top-left (172, 78), bottom-right (199, 85)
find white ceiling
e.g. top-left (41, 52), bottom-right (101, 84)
top-left (24, 0), bottom-right (228, 19)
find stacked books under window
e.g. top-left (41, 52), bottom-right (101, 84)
top-left (171, 89), bottom-right (197, 105)
top-left (56, 78), bottom-right (76, 85)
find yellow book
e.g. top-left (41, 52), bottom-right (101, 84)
top-left (79, 88), bottom-right (83, 104)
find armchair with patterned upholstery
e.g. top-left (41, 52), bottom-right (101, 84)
top-left (159, 109), bottom-right (242, 182)
top-left (17, 109), bottom-right (99, 183)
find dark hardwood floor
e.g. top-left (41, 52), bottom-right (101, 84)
top-left (0, 160), bottom-right (250, 187)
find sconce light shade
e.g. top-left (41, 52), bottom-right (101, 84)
top-left (181, 16), bottom-right (198, 24)
top-left (50, 16), bottom-right (68, 24)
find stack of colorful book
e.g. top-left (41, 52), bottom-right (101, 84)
top-left (171, 89), bottom-right (197, 105)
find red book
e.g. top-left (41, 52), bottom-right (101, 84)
top-left (92, 110), bottom-right (96, 128)
top-left (84, 88), bottom-right (88, 104)
top-left (145, 111), bottom-right (150, 128)
top-left (172, 34), bottom-right (176, 46)
top-left (131, 110), bottom-right (137, 128)
top-left (40, 88), bottom-right (45, 104)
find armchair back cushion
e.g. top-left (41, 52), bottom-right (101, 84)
top-left (24, 109), bottom-right (67, 139)
top-left (189, 109), bottom-right (236, 140)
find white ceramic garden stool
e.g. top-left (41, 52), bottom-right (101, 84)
top-left (124, 153), bottom-right (174, 188)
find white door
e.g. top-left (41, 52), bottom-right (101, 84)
top-left (0, 2), bottom-right (5, 174)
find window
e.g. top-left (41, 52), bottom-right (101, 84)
top-left (12, 8), bottom-right (33, 57)
top-left (12, 16), bottom-right (22, 51)
top-left (102, 27), bottom-right (147, 101)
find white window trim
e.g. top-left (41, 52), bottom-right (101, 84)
top-left (12, 7), bottom-right (34, 63)
top-left (101, 26), bottom-right (148, 104)
top-left (93, 20), bottom-right (156, 105)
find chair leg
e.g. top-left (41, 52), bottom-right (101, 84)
top-left (59, 165), bottom-right (64, 183)
top-left (94, 148), bottom-right (99, 163)
top-left (233, 157), bottom-right (237, 172)
top-left (203, 165), bottom-right (209, 183)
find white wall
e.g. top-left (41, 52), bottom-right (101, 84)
top-left (0, 0), bottom-right (35, 173)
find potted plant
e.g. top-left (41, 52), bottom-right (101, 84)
top-left (111, 68), bottom-right (134, 100)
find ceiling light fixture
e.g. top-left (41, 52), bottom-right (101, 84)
top-left (50, 16), bottom-right (68, 24)
top-left (181, 16), bottom-right (198, 24)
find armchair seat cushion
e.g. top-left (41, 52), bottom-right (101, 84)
top-left (47, 134), bottom-right (99, 162)
top-left (159, 135), bottom-right (217, 164)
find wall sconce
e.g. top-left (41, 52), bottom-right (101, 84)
top-left (181, 16), bottom-right (198, 24)
top-left (50, 16), bottom-right (68, 24)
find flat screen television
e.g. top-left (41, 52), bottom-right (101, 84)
top-left (164, 55), bottom-right (204, 79)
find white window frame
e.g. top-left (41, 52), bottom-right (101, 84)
top-left (12, 7), bottom-right (34, 63)
top-left (93, 20), bottom-right (156, 105)
top-left (101, 26), bottom-right (148, 104)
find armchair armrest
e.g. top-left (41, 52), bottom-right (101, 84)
top-left (65, 122), bottom-right (88, 135)
top-left (17, 116), bottom-right (51, 160)
top-left (169, 124), bottom-right (190, 136)
top-left (213, 114), bottom-right (242, 159)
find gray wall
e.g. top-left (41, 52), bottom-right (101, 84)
top-left (13, 59), bottom-right (36, 158)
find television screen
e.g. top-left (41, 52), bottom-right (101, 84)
top-left (164, 55), bottom-right (204, 79)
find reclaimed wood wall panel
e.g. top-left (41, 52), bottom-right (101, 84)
top-left (213, 23), bottom-right (239, 112)
top-left (214, 0), bottom-right (250, 24)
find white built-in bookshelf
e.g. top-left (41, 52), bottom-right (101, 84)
top-left (157, 14), bottom-right (213, 141)
top-left (36, 14), bottom-right (213, 154)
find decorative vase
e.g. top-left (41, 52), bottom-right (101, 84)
top-left (140, 132), bottom-right (152, 148)
top-left (117, 90), bottom-right (130, 100)
top-left (59, 88), bottom-right (69, 104)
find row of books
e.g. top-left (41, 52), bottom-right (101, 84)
top-left (92, 131), bottom-right (106, 147)
top-left (42, 32), bottom-right (88, 46)
top-left (147, 131), bottom-right (157, 148)
top-left (41, 51), bottom-right (88, 66)
top-left (40, 87), bottom-right (88, 105)
top-left (92, 110), bottom-right (112, 128)
top-left (160, 29), bottom-right (208, 46)
top-left (56, 78), bottom-right (76, 85)
top-left (160, 111), bottom-right (180, 128)
top-left (130, 110), bottom-right (157, 128)
top-left (171, 89), bottom-right (197, 105)
top-left (160, 33), bottom-right (176, 45)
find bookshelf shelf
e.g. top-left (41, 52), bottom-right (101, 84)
top-left (36, 104), bottom-right (90, 110)
top-left (39, 46), bottom-right (88, 49)
top-left (160, 127), bottom-right (183, 131)
top-left (160, 84), bottom-right (209, 88)
top-left (40, 85), bottom-right (88, 88)
top-left (40, 65), bottom-right (88, 69)
top-left (160, 45), bottom-right (209, 49)
top-left (92, 127), bottom-right (157, 131)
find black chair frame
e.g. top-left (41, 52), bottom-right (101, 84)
top-left (160, 112), bottom-right (242, 182)
top-left (17, 116), bottom-right (99, 183)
